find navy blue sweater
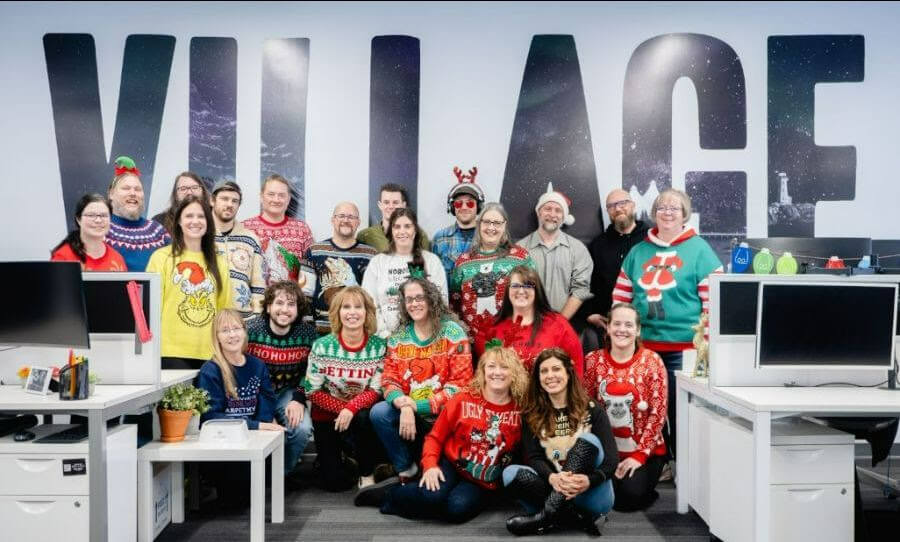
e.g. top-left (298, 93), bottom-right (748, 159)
top-left (197, 354), bottom-right (276, 430)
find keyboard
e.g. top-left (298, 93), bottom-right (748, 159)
top-left (34, 425), bottom-right (89, 443)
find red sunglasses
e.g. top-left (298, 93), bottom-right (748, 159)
top-left (453, 199), bottom-right (476, 209)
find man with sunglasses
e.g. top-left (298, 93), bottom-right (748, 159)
top-left (431, 167), bottom-right (485, 282)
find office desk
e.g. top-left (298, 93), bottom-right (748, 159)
top-left (675, 372), bottom-right (900, 542)
top-left (0, 370), bottom-right (197, 542)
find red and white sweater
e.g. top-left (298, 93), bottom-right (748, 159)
top-left (474, 312), bottom-right (584, 378)
top-left (242, 214), bottom-right (314, 286)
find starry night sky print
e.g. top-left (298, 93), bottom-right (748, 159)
top-left (189, 37), bottom-right (237, 190)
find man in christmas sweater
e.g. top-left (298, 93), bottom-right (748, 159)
top-left (105, 156), bottom-right (170, 271)
top-left (242, 173), bottom-right (314, 287)
top-left (246, 281), bottom-right (318, 475)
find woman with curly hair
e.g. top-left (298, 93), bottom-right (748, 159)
top-left (504, 348), bottom-right (617, 536)
top-left (356, 278), bottom-right (473, 505)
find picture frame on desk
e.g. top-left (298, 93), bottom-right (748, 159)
top-left (24, 366), bottom-right (51, 395)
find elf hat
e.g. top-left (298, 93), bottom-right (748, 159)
top-left (447, 166), bottom-right (485, 215)
top-left (113, 156), bottom-right (141, 177)
top-left (535, 182), bottom-right (575, 226)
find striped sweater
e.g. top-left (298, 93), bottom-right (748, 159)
top-left (107, 214), bottom-right (170, 271)
top-left (245, 315), bottom-right (318, 403)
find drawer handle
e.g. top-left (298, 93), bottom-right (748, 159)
top-left (786, 488), bottom-right (823, 503)
top-left (15, 458), bottom-right (55, 472)
top-left (15, 501), bottom-right (55, 514)
top-left (779, 448), bottom-right (824, 463)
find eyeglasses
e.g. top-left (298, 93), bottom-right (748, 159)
top-left (481, 219), bottom-right (506, 228)
top-left (606, 199), bottom-right (632, 210)
top-left (333, 213), bottom-right (359, 221)
top-left (656, 205), bottom-right (682, 214)
top-left (176, 185), bottom-right (203, 194)
top-left (453, 199), bottom-right (476, 209)
top-left (509, 282), bottom-right (536, 290)
top-left (404, 294), bottom-right (427, 305)
top-left (218, 327), bottom-right (244, 335)
top-left (82, 213), bottom-right (110, 221)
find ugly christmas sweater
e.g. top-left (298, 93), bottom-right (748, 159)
top-left (302, 332), bottom-right (386, 422)
top-left (421, 390), bottom-right (522, 490)
top-left (474, 312), bottom-right (584, 377)
top-left (246, 315), bottom-right (318, 403)
top-left (107, 214), bottom-right (170, 272)
top-left (583, 347), bottom-right (668, 464)
top-left (197, 354), bottom-right (276, 430)
top-left (242, 215), bottom-right (314, 286)
top-left (382, 319), bottom-right (473, 420)
top-left (450, 246), bottom-right (535, 342)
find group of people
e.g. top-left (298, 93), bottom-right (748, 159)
top-left (50, 156), bottom-right (722, 535)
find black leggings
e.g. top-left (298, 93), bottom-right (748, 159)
top-left (312, 408), bottom-right (384, 491)
top-left (612, 454), bottom-right (665, 511)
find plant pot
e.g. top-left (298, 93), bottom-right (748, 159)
top-left (158, 409), bottom-right (194, 442)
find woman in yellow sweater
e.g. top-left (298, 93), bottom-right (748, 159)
top-left (147, 195), bottom-right (231, 369)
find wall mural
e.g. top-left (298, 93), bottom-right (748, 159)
top-left (189, 37), bottom-right (237, 191)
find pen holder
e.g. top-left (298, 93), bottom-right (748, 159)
top-left (58, 361), bottom-right (89, 400)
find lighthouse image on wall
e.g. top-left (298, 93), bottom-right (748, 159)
top-left (777, 171), bottom-right (792, 205)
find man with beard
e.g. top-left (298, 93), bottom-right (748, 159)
top-left (152, 171), bottom-right (211, 234)
top-left (210, 180), bottom-right (266, 318)
top-left (518, 183), bottom-right (593, 319)
top-left (105, 156), bottom-right (170, 271)
top-left (305, 202), bottom-right (377, 335)
top-left (431, 166), bottom-right (485, 283)
top-left (246, 281), bottom-right (318, 477)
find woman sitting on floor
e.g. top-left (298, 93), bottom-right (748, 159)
top-left (504, 348), bottom-right (618, 536)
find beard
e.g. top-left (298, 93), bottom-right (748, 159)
top-left (613, 212), bottom-right (635, 231)
top-left (540, 221), bottom-right (559, 233)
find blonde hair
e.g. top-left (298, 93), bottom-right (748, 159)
top-left (328, 286), bottom-right (378, 336)
top-left (210, 309), bottom-right (247, 399)
top-left (107, 172), bottom-right (141, 194)
top-left (651, 188), bottom-right (692, 223)
top-left (469, 346), bottom-right (528, 404)
top-left (261, 173), bottom-right (291, 193)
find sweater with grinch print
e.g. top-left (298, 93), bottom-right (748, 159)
top-left (242, 215), bottom-right (314, 286)
top-left (197, 354), bottom-right (276, 430)
top-left (302, 333), bottom-right (386, 422)
top-left (107, 214), bottom-right (170, 271)
top-left (612, 226), bottom-right (722, 351)
top-left (450, 246), bottom-right (534, 341)
top-left (382, 319), bottom-right (473, 420)
top-left (246, 315), bottom-right (318, 404)
top-left (145, 246), bottom-right (231, 360)
top-left (421, 390), bottom-right (522, 490)
top-left (583, 347), bottom-right (667, 464)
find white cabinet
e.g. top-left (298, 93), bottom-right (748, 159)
top-left (709, 416), bottom-right (853, 542)
top-left (0, 424), bottom-right (137, 542)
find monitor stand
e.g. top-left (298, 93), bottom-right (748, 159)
top-left (879, 368), bottom-right (899, 391)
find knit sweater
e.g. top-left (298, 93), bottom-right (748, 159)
top-left (302, 333), bottom-right (386, 422)
top-left (196, 354), bottom-right (276, 430)
top-left (612, 226), bottom-right (722, 351)
top-left (107, 214), bottom-right (170, 271)
top-left (242, 215), bottom-right (314, 286)
top-left (51, 242), bottom-right (127, 271)
top-left (145, 246), bottom-right (232, 360)
top-left (522, 403), bottom-right (618, 487)
top-left (305, 239), bottom-right (378, 335)
top-left (474, 312), bottom-right (584, 377)
top-left (245, 315), bottom-right (318, 404)
top-left (583, 347), bottom-right (668, 464)
top-left (361, 252), bottom-right (448, 338)
top-left (214, 223), bottom-right (267, 317)
top-left (382, 319), bottom-right (473, 420)
top-left (450, 246), bottom-right (534, 341)
top-left (421, 391), bottom-right (522, 490)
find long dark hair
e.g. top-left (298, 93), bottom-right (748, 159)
top-left (160, 172), bottom-right (209, 233)
top-left (171, 195), bottom-right (222, 289)
top-left (396, 277), bottom-right (460, 340)
top-left (387, 207), bottom-right (426, 271)
top-left (51, 193), bottom-right (112, 262)
top-left (496, 265), bottom-right (554, 345)
top-left (524, 348), bottom-right (590, 438)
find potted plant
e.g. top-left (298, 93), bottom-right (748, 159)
top-left (157, 384), bottom-right (210, 442)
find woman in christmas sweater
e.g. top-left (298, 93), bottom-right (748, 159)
top-left (584, 303), bottom-right (668, 511)
top-left (362, 208), bottom-right (447, 338)
top-left (611, 189), bottom-right (721, 459)
top-left (146, 195), bottom-right (231, 369)
top-left (303, 286), bottom-right (387, 491)
top-left (50, 193), bottom-right (127, 271)
top-left (504, 348), bottom-right (618, 536)
top-left (474, 265), bottom-right (583, 377)
top-left (371, 346), bottom-right (527, 523)
top-left (450, 202), bottom-right (535, 342)
top-left (356, 278), bottom-right (472, 505)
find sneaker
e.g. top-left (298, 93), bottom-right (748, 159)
top-left (373, 463), bottom-right (397, 483)
top-left (354, 475), bottom-right (401, 507)
top-left (658, 461), bottom-right (674, 482)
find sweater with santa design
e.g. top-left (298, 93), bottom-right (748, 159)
top-left (583, 347), bottom-right (667, 464)
top-left (241, 215), bottom-right (314, 286)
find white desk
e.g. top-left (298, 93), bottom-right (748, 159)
top-left (675, 372), bottom-right (900, 542)
top-left (137, 430), bottom-right (284, 542)
top-left (0, 369), bottom-right (197, 542)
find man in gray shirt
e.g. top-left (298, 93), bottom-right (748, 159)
top-left (518, 183), bottom-right (593, 320)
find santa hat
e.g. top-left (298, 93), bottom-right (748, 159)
top-left (447, 166), bottom-right (485, 214)
top-left (535, 182), bottom-right (575, 226)
top-left (602, 380), bottom-right (648, 412)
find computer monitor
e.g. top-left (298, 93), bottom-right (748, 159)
top-left (755, 281), bottom-right (897, 370)
top-left (0, 261), bottom-right (90, 348)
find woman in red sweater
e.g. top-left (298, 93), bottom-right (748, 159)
top-left (475, 265), bottom-right (583, 377)
top-left (583, 303), bottom-right (668, 511)
top-left (50, 193), bottom-right (127, 271)
top-left (367, 346), bottom-right (527, 523)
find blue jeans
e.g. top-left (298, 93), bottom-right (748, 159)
top-left (370, 400), bottom-right (432, 472)
top-left (382, 457), bottom-right (490, 523)
top-left (658, 351), bottom-right (683, 459)
top-left (273, 387), bottom-right (312, 474)
top-left (502, 433), bottom-right (615, 517)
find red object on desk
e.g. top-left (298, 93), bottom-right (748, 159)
top-left (126, 281), bottom-right (153, 343)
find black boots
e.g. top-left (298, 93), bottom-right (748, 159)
top-left (506, 438), bottom-right (600, 536)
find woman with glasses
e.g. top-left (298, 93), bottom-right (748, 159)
top-left (356, 277), bottom-right (473, 505)
top-left (151, 171), bottom-right (210, 234)
top-left (450, 202), bottom-right (535, 343)
top-left (362, 208), bottom-right (447, 338)
top-left (612, 188), bottom-right (722, 465)
top-left (475, 265), bottom-right (583, 376)
top-left (51, 193), bottom-right (127, 271)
